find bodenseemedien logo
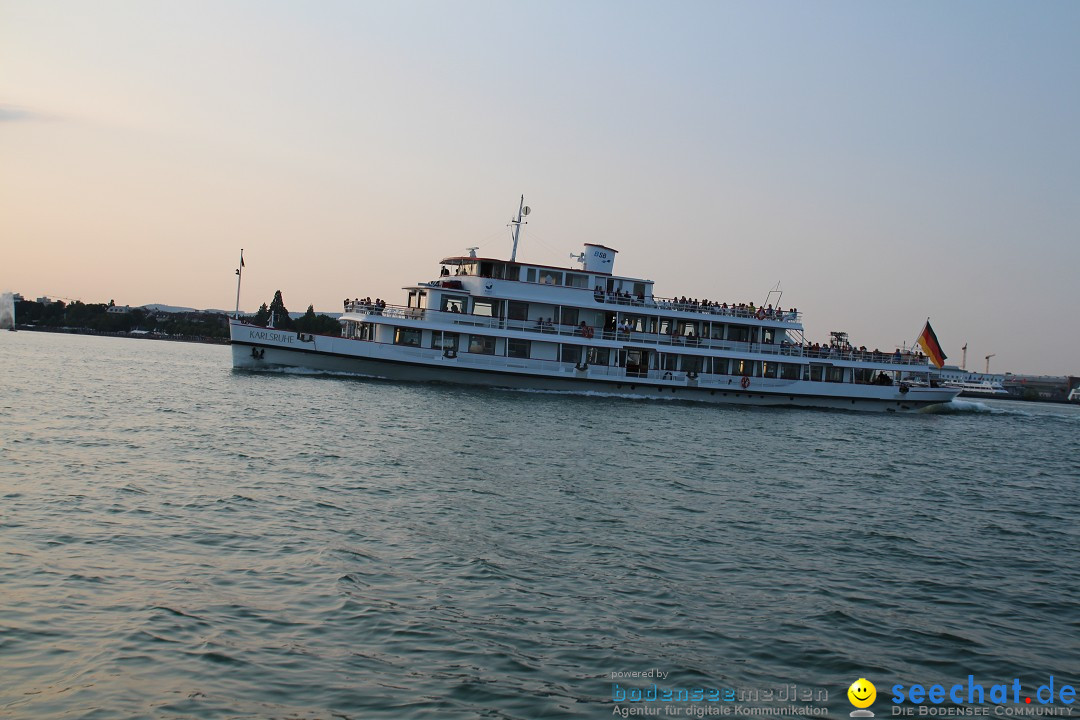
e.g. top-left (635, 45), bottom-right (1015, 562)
top-left (848, 678), bottom-right (877, 717)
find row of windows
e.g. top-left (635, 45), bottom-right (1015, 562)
top-left (438, 296), bottom-right (771, 341)
top-left (524, 268), bottom-right (591, 288)
top-left (404, 328), bottom-right (810, 378)
top-left (386, 326), bottom-right (890, 384)
top-left (455, 261), bottom-right (650, 297)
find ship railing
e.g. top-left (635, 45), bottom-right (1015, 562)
top-left (345, 304), bottom-right (927, 367)
top-left (648, 297), bottom-right (801, 323)
top-left (358, 292), bottom-right (803, 324)
top-left (347, 299), bottom-right (802, 326)
top-left (584, 293), bottom-right (802, 323)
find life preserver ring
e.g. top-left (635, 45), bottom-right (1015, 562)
top-left (741, 375), bottom-right (751, 389)
top-left (755, 308), bottom-right (766, 320)
top-left (582, 326), bottom-right (594, 339)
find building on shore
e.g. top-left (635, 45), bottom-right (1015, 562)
top-left (1004, 374), bottom-right (1078, 402)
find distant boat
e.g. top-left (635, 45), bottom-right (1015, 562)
top-left (1068, 387), bottom-right (1080, 402)
top-left (942, 379), bottom-right (1009, 397)
top-left (0, 292), bottom-right (15, 331)
top-left (229, 198), bottom-right (960, 412)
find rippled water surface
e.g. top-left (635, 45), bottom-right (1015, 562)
top-left (2, 332), bottom-right (1078, 719)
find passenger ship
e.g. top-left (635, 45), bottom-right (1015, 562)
top-left (230, 200), bottom-right (959, 412)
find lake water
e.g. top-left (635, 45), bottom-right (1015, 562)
top-left (2, 332), bottom-right (1078, 719)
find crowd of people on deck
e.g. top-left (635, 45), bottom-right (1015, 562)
top-left (595, 287), bottom-right (643, 304)
top-left (783, 341), bottom-right (926, 364)
top-left (593, 287), bottom-right (799, 322)
top-left (344, 297), bottom-right (386, 313)
top-left (657, 299), bottom-right (799, 321)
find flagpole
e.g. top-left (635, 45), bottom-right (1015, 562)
top-left (911, 317), bottom-right (928, 354)
top-left (234, 249), bottom-right (244, 319)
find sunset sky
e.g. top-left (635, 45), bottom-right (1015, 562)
top-left (2, 1), bottom-right (1078, 374)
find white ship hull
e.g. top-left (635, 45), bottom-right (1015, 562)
top-left (230, 321), bottom-right (958, 413)
top-left (943, 382), bottom-right (1009, 397)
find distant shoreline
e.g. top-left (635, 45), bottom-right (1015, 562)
top-left (962, 391), bottom-right (1076, 406)
top-left (13, 324), bottom-right (229, 345)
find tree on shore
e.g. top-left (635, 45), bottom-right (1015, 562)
top-left (295, 304), bottom-right (342, 335)
top-left (252, 303), bottom-right (270, 326)
top-left (268, 291), bottom-right (293, 329)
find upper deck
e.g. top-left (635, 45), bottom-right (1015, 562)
top-left (431, 248), bottom-right (802, 326)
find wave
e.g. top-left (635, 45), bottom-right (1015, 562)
top-left (238, 366), bottom-right (385, 380)
top-left (921, 398), bottom-right (994, 414)
top-left (493, 387), bottom-right (682, 402)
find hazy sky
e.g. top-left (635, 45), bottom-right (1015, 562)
top-left (2, 1), bottom-right (1078, 374)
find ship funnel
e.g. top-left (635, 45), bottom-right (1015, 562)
top-left (581, 244), bottom-right (617, 274)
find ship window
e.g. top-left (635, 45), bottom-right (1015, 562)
top-left (473, 299), bottom-right (496, 317)
top-left (430, 331), bottom-right (459, 351)
top-left (559, 344), bottom-right (582, 364)
top-left (710, 323), bottom-right (725, 340)
top-left (661, 354), bottom-right (677, 371)
top-left (659, 318), bottom-right (674, 335)
top-left (560, 307), bottom-right (579, 326)
top-left (393, 328), bottom-right (421, 347)
top-left (854, 368), bottom-right (875, 384)
top-left (733, 359), bottom-right (760, 376)
top-left (441, 296), bottom-right (466, 314)
top-left (826, 367), bottom-right (845, 383)
top-left (565, 273), bottom-right (588, 288)
top-left (541, 271), bottom-right (562, 286)
top-left (407, 291), bottom-right (417, 308)
top-left (526, 268), bottom-right (537, 283)
top-left (624, 314), bottom-right (646, 332)
top-left (809, 364), bottom-right (825, 382)
top-left (762, 328), bottom-right (775, 344)
top-left (780, 364), bottom-right (801, 380)
top-left (507, 338), bottom-right (530, 358)
top-left (762, 362), bottom-right (778, 378)
top-left (683, 356), bottom-right (703, 373)
top-left (468, 335), bottom-right (496, 354)
top-left (508, 301), bottom-right (529, 321)
top-left (587, 347), bottom-right (610, 365)
top-left (711, 357), bottom-right (729, 375)
top-left (728, 325), bottom-right (750, 343)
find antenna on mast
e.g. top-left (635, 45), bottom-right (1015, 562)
top-left (763, 281), bottom-right (783, 310)
top-left (509, 195), bottom-right (530, 262)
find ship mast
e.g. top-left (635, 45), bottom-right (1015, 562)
top-left (509, 195), bottom-right (530, 262)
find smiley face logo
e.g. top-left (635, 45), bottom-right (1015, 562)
top-left (848, 678), bottom-right (876, 709)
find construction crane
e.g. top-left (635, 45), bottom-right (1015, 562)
top-left (985, 354), bottom-right (996, 374)
top-left (961, 343), bottom-right (968, 370)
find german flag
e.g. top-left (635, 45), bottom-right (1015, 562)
top-left (917, 320), bottom-right (947, 368)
